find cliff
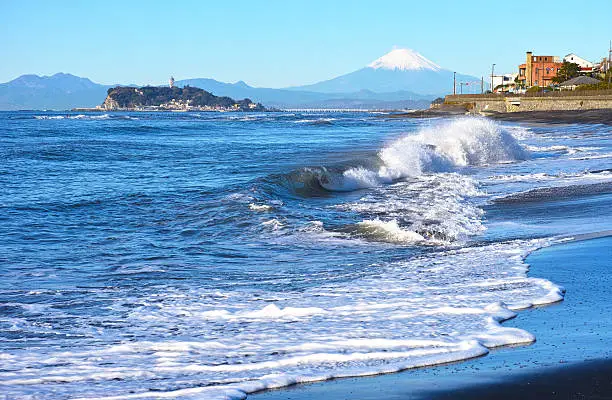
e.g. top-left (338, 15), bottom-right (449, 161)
top-left (102, 86), bottom-right (265, 111)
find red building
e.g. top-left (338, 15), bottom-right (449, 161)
top-left (517, 52), bottom-right (563, 87)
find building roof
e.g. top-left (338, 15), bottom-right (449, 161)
top-left (559, 76), bottom-right (602, 86)
top-left (564, 53), bottom-right (593, 64)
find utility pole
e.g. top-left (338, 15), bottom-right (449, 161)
top-left (608, 40), bottom-right (611, 87)
top-left (491, 64), bottom-right (496, 93)
top-left (481, 76), bottom-right (484, 94)
top-left (541, 55), bottom-right (545, 94)
top-left (460, 82), bottom-right (464, 94)
top-left (453, 72), bottom-right (456, 95)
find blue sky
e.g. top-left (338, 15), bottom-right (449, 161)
top-left (2, 0), bottom-right (611, 87)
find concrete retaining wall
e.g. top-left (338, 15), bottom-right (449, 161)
top-left (515, 97), bottom-right (612, 111)
top-left (444, 95), bottom-right (612, 113)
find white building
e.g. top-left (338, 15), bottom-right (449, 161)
top-left (492, 73), bottom-right (519, 92)
top-left (563, 54), bottom-right (594, 70)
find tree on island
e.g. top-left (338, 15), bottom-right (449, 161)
top-left (552, 62), bottom-right (581, 83)
top-left (104, 86), bottom-right (265, 111)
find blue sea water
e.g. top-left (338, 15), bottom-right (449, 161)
top-left (0, 111), bottom-right (610, 399)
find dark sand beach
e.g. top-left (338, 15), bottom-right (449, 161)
top-left (388, 109), bottom-right (612, 125)
top-left (486, 109), bottom-right (612, 125)
top-left (255, 235), bottom-right (612, 399)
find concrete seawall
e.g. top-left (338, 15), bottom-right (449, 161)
top-left (445, 94), bottom-right (612, 113)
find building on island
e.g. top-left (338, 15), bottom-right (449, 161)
top-left (169, 76), bottom-right (175, 88)
top-left (517, 52), bottom-right (563, 88)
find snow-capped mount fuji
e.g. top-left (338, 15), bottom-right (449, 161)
top-left (367, 48), bottom-right (441, 71)
top-left (289, 48), bottom-right (480, 96)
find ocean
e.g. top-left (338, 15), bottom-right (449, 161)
top-left (0, 111), bottom-right (611, 399)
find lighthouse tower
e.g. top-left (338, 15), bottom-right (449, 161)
top-left (169, 76), bottom-right (175, 88)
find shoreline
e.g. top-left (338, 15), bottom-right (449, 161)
top-left (421, 358), bottom-right (612, 400)
top-left (485, 108), bottom-right (612, 125)
top-left (387, 108), bottom-right (612, 125)
top-left (255, 233), bottom-right (612, 399)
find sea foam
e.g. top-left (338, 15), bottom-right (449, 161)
top-left (322, 118), bottom-right (528, 192)
top-left (0, 238), bottom-right (563, 400)
top-left (356, 219), bottom-right (425, 244)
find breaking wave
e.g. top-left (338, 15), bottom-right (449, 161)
top-left (376, 117), bottom-right (527, 180)
top-left (249, 118), bottom-right (526, 245)
top-left (275, 118), bottom-right (528, 195)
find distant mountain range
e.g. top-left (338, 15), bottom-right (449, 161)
top-left (174, 78), bottom-right (433, 109)
top-left (0, 73), bottom-right (112, 111)
top-left (0, 49), bottom-right (482, 111)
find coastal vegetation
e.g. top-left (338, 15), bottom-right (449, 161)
top-left (576, 71), bottom-right (612, 90)
top-left (574, 81), bottom-right (612, 90)
top-left (552, 61), bottom-right (582, 83)
top-left (526, 86), bottom-right (543, 93)
top-left (102, 86), bottom-right (265, 111)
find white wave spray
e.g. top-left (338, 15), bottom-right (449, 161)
top-left (321, 118), bottom-right (528, 191)
top-left (318, 119), bottom-right (526, 244)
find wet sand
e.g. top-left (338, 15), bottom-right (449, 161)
top-left (387, 108), bottom-right (612, 125)
top-left (255, 235), bottom-right (612, 399)
top-left (421, 359), bottom-right (612, 400)
top-left (486, 109), bottom-right (612, 125)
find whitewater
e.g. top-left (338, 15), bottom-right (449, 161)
top-left (1, 111), bottom-right (611, 399)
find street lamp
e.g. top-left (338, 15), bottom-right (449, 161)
top-left (491, 64), bottom-right (496, 93)
top-left (453, 72), bottom-right (456, 95)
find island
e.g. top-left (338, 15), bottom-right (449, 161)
top-left (99, 86), bottom-right (265, 112)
